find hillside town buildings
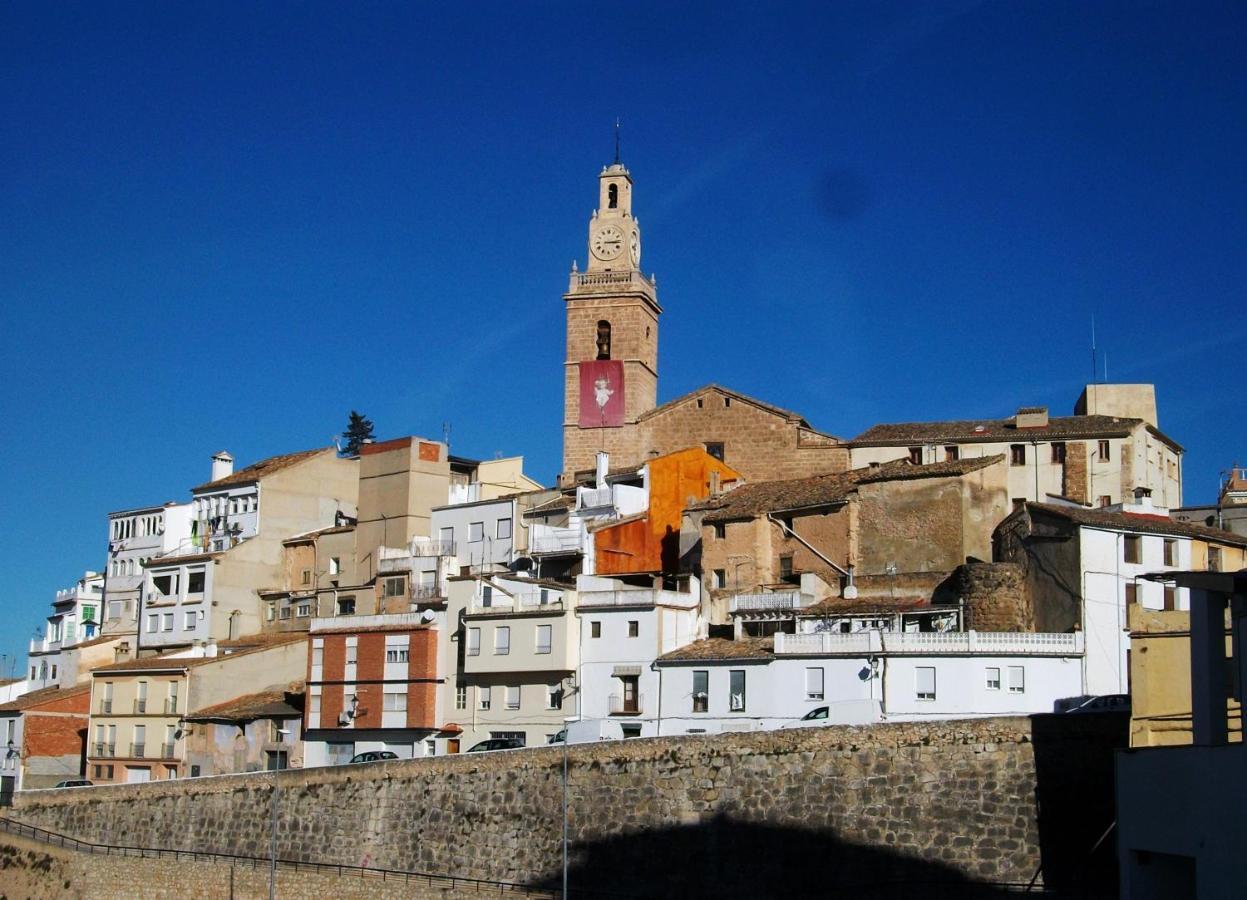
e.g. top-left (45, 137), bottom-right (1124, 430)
top-left (2, 151), bottom-right (1240, 850)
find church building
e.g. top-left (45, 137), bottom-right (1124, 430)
top-left (561, 159), bottom-right (846, 485)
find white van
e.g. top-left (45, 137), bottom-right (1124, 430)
top-left (547, 718), bottom-right (625, 745)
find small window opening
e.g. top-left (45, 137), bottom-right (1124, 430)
top-left (608, 184), bottom-right (618, 209)
top-left (596, 320), bottom-right (612, 360)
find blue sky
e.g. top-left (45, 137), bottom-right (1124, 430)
top-left (2, 2), bottom-right (1244, 666)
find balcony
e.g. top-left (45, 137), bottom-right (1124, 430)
top-left (578, 589), bottom-right (697, 610)
top-left (530, 528), bottom-right (583, 555)
top-left (160, 743), bottom-right (177, 759)
top-left (164, 699), bottom-right (178, 715)
top-left (568, 269), bottom-right (656, 293)
top-left (608, 693), bottom-right (645, 716)
top-left (467, 594), bottom-right (565, 616)
top-left (413, 584), bottom-right (444, 603)
top-left (576, 487), bottom-right (614, 511)
top-left (130, 743), bottom-right (146, 758)
top-left (92, 743), bottom-right (116, 758)
top-left (100, 701), bottom-right (113, 714)
top-left (773, 630), bottom-right (1085, 656)
top-left (728, 591), bottom-right (811, 614)
top-left (409, 538), bottom-right (456, 557)
top-left (133, 699), bottom-right (147, 714)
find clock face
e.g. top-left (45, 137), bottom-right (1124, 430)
top-left (629, 229), bottom-right (640, 266)
top-left (591, 225), bottom-right (624, 260)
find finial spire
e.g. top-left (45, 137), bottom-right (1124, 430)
top-left (614, 118), bottom-right (621, 164)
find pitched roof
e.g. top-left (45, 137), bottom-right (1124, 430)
top-left (185, 684), bottom-right (304, 722)
top-left (191, 447), bottom-right (331, 492)
top-left (637, 384), bottom-right (839, 440)
top-left (693, 456), bottom-right (1003, 523)
top-left (0, 683), bottom-right (91, 713)
top-left (90, 633), bottom-right (306, 674)
top-left (1025, 502), bottom-right (1247, 548)
top-left (282, 524), bottom-right (355, 544)
top-left (849, 414), bottom-right (1179, 448)
top-left (657, 637), bottom-right (775, 663)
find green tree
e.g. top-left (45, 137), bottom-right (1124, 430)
top-left (342, 410), bottom-right (375, 456)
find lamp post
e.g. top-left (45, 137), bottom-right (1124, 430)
top-left (562, 715), bottom-right (579, 899)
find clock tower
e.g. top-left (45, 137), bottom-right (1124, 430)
top-left (561, 161), bottom-right (660, 482)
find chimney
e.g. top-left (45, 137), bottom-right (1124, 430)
top-left (709, 470), bottom-right (722, 497)
top-left (595, 451), bottom-right (609, 489)
top-left (210, 450), bottom-right (234, 482)
top-left (205, 637), bottom-right (218, 658)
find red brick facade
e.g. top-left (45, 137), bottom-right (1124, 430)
top-left (307, 627), bottom-right (438, 733)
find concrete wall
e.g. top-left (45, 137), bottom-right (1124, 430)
top-left (5, 715), bottom-right (1126, 897)
top-left (185, 715), bottom-right (303, 776)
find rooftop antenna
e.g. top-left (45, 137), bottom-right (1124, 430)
top-left (614, 118), bottom-right (621, 164)
top-left (1090, 314), bottom-right (1097, 386)
top-left (442, 421), bottom-right (451, 449)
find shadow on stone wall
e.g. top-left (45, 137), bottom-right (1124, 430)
top-left (1031, 710), bottom-right (1129, 900)
top-left (533, 816), bottom-right (1034, 900)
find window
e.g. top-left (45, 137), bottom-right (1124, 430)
top-left (187, 570), bottom-right (205, 593)
top-left (152, 575), bottom-right (175, 598)
top-left (345, 639), bottom-right (357, 666)
top-left (805, 667), bottom-right (824, 701)
top-left (779, 555), bottom-right (794, 580)
top-left (161, 613), bottom-right (174, 632)
top-left (51, 665), bottom-right (58, 679)
top-left (1124, 535), bottom-right (1141, 564)
top-left (383, 576), bottom-right (406, 598)
top-left (596, 320), bottom-right (612, 360)
top-left (692, 670), bottom-right (709, 712)
top-left (279, 606), bottom-right (292, 620)
top-left (712, 569), bottom-right (726, 589)
top-left (1163, 540), bottom-right (1176, 566)
top-left (338, 596), bottom-right (355, 615)
top-left (608, 183), bottom-right (618, 208)
top-left (1209, 547), bottom-right (1223, 572)
top-left (455, 685), bottom-right (467, 710)
top-left (469, 522), bottom-right (484, 543)
top-left (505, 686), bottom-right (520, 710)
top-left (296, 602), bottom-right (310, 618)
top-left (329, 557), bottom-right (341, 575)
top-left (385, 646), bottom-right (410, 663)
top-left (908, 447), bottom-right (922, 464)
top-left (481, 585), bottom-right (493, 607)
top-left (944, 445), bottom-right (959, 462)
top-left (497, 518), bottom-right (512, 540)
top-left (696, 398), bottom-right (704, 409)
top-left (724, 397), bottom-right (731, 408)
top-left (1098, 495), bottom-right (1112, 508)
top-left (440, 526), bottom-right (454, 548)
top-left (705, 442), bottom-right (725, 462)
top-left (985, 667), bottom-right (1001, 691)
top-left (590, 621), bottom-right (601, 639)
top-left (183, 611), bottom-right (197, 630)
top-left (1163, 586), bottom-right (1177, 611)
top-left (547, 683), bottom-right (564, 709)
top-left (627, 620), bottom-right (639, 638)
top-left (712, 522), bottom-right (726, 540)
top-left (266, 604), bottom-right (275, 622)
top-left (166, 682), bottom-right (178, 714)
top-left (384, 691), bottom-right (407, 713)
top-left (915, 667), bottom-right (936, 701)
top-left (729, 670), bottom-right (746, 712)
top-left (310, 646), bottom-right (323, 675)
top-left (535, 624), bottom-right (552, 654)
top-left (1007, 666), bottom-right (1025, 694)
top-left (1051, 442), bottom-right (1067, 464)
top-left (479, 686), bottom-right (491, 711)
top-left (494, 626), bottom-right (510, 655)
top-left (467, 627), bottom-right (480, 656)
top-left (1125, 583), bottom-right (1138, 605)
top-left (300, 569), bottom-right (312, 586)
top-left (1010, 444), bottom-right (1026, 466)
top-left (1095, 439), bottom-right (1110, 461)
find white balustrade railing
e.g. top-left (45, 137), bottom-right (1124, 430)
top-left (774, 630), bottom-right (1084, 656)
top-left (530, 529), bottom-right (584, 554)
top-left (728, 591), bottom-right (809, 613)
top-left (311, 612), bottom-right (429, 632)
top-left (578, 589), bottom-right (697, 609)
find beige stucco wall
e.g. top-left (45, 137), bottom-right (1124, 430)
top-left (355, 440), bottom-right (449, 583)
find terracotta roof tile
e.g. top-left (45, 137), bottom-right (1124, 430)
top-left (0, 683), bottom-right (91, 713)
top-left (191, 447), bottom-right (332, 492)
top-left (657, 637), bottom-right (775, 663)
top-left (797, 597), bottom-right (936, 617)
top-left (638, 384), bottom-right (839, 439)
top-left (186, 684), bottom-right (304, 722)
top-left (849, 414), bottom-right (1182, 450)
top-left (1025, 503), bottom-right (1247, 548)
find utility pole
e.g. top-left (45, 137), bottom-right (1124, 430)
top-left (269, 777), bottom-right (278, 899)
top-left (562, 736), bottom-right (569, 900)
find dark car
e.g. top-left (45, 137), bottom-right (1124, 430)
top-left (54, 779), bottom-right (93, 788)
top-left (349, 750), bottom-right (399, 764)
top-left (466, 738), bottom-right (524, 753)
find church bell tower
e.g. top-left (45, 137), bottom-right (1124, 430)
top-left (561, 159), bottom-right (661, 482)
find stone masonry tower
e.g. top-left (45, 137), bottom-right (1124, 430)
top-left (561, 160), bottom-right (661, 482)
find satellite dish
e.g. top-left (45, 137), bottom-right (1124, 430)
top-left (420, 609), bottom-right (437, 624)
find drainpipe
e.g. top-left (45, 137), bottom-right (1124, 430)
top-left (766, 512), bottom-right (853, 593)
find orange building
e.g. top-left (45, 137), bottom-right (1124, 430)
top-left (594, 447), bottom-right (741, 576)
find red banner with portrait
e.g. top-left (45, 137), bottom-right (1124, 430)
top-left (578, 360), bottom-right (626, 428)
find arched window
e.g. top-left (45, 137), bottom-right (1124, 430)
top-left (608, 184), bottom-right (618, 209)
top-left (596, 321), bottom-right (612, 360)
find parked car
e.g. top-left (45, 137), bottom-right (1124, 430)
top-left (548, 719), bottom-right (625, 745)
top-left (54, 779), bottom-right (92, 788)
top-left (781, 699), bottom-right (881, 728)
top-left (466, 738), bottom-right (524, 753)
top-left (349, 750), bottom-right (399, 764)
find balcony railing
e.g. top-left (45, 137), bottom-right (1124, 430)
top-left (160, 742), bottom-right (177, 759)
top-left (413, 584), bottom-right (444, 602)
top-left (728, 591), bottom-right (809, 613)
top-left (130, 743), bottom-right (146, 758)
top-left (773, 630), bottom-right (1085, 656)
top-left (578, 589), bottom-right (697, 609)
top-left (409, 538), bottom-right (456, 557)
top-left (608, 693), bottom-right (644, 715)
top-left (100, 701), bottom-right (113, 714)
top-left (467, 595), bottom-right (565, 616)
top-left (133, 700), bottom-right (147, 714)
top-left (570, 269), bottom-right (655, 291)
top-left (164, 699), bottom-right (178, 714)
top-left (530, 531), bottom-right (583, 555)
top-left (92, 743), bottom-right (116, 758)
top-left (576, 487), bottom-right (614, 510)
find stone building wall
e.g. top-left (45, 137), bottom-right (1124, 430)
top-left (1063, 441), bottom-right (1089, 504)
top-left (954, 561), bottom-right (1031, 632)
top-left (6, 715), bottom-right (1125, 898)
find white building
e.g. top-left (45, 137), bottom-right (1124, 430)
top-left (101, 501), bottom-right (193, 635)
top-left (654, 630), bottom-right (1086, 735)
top-left (27, 571), bottom-right (105, 690)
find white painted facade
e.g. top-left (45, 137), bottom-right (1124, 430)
top-left (430, 496), bottom-right (518, 574)
top-left (139, 558), bottom-right (215, 650)
top-left (575, 574), bottom-right (703, 737)
top-left (103, 501), bottom-right (192, 634)
top-left (28, 571), bottom-right (105, 690)
top-left (655, 631), bottom-right (1086, 735)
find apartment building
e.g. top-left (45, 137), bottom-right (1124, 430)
top-left (101, 500), bottom-right (192, 635)
top-left (139, 448), bottom-right (357, 651)
top-left (302, 615), bottom-right (441, 766)
top-left (0, 684), bottom-right (90, 793)
top-left (441, 574), bottom-right (577, 750)
top-left (259, 523), bottom-right (360, 629)
top-left (849, 385), bottom-right (1182, 509)
top-left (85, 633), bottom-right (306, 783)
top-left (28, 571), bottom-right (105, 691)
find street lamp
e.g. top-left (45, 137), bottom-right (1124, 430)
top-left (561, 714), bottom-right (579, 899)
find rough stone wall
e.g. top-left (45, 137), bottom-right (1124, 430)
top-left (5, 716), bottom-right (1125, 897)
top-left (856, 477), bottom-right (964, 577)
top-left (1063, 441), bottom-right (1089, 504)
top-left (954, 561), bottom-right (1032, 632)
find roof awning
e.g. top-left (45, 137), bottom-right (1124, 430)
top-left (612, 665), bottom-right (643, 677)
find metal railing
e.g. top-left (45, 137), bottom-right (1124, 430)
top-left (91, 743), bottom-right (115, 758)
top-left (130, 743), bottom-right (145, 758)
top-left (133, 699), bottom-right (146, 714)
top-left (160, 743), bottom-right (177, 759)
top-left (608, 693), bottom-right (644, 715)
top-left (100, 701), bottom-right (112, 714)
top-left (728, 591), bottom-right (808, 613)
top-left (164, 699), bottom-right (178, 714)
top-left (0, 817), bottom-right (560, 898)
